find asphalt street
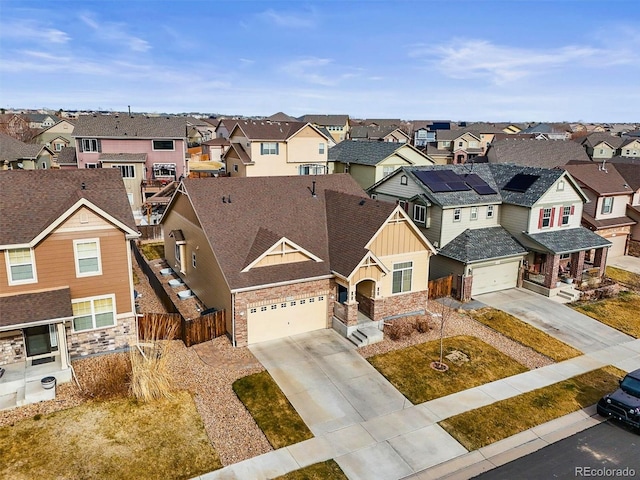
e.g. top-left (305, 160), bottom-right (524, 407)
top-left (476, 421), bottom-right (640, 479)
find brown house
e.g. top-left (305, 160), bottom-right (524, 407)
top-left (0, 169), bottom-right (139, 409)
top-left (161, 174), bottom-right (435, 347)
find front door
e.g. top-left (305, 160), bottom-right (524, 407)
top-left (24, 325), bottom-right (57, 365)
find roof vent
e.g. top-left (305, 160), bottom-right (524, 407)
top-left (359, 199), bottom-right (366, 206)
top-left (81, 182), bottom-right (86, 190)
top-left (308, 180), bottom-right (317, 197)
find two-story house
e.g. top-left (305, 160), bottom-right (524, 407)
top-left (580, 133), bottom-right (625, 160)
top-left (160, 174), bottom-right (435, 346)
top-left (73, 114), bottom-right (188, 219)
top-left (299, 114), bottom-right (350, 143)
top-left (0, 132), bottom-right (55, 170)
top-left (329, 140), bottom-right (435, 190)
top-left (608, 163), bottom-right (640, 250)
top-left (563, 163), bottom-right (636, 257)
top-left (370, 164), bottom-right (611, 300)
top-left (486, 138), bottom-right (591, 168)
top-left (32, 119), bottom-right (76, 156)
top-left (223, 120), bottom-right (330, 177)
top-left (0, 169), bottom-right (139, 408)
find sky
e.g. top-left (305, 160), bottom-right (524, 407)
top-left (1, 0), bottom-right (639, 122)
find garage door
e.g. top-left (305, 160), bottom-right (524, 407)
top-left (471, 261), bottom-right (520, 296)
top-left (247, 294), bottom-right (328, 344)
top-left (607, 235), bottom-right (627, 258)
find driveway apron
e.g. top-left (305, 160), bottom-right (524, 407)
top-left (474, 288), bottom-right (633, 353)
top-left (249, 329), bottom-right (410, 436)
top-left (608, 255), bottom-right (640, 275)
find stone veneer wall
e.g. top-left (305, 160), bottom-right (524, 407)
top-left (0, 332), bottom-right (25, 365)
top-left (233, 278), bottom-right (334, 347)
top-left (67, 316), bottom-right (136, 358)
top-left (377, 290), bottom-right (428, 320)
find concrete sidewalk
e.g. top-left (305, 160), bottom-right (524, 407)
top-left (608, 255), bottom-right (640, 275)
top-left (194, 338), bottom-right (640, 480)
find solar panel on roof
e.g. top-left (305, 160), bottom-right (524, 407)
top-left (461, 173), bottom-right (485, 185)
top-left (446, 181), bottom-right (471, 192)
top-left (471, 184), bottom-right (497, 195)
top-left (428, 183), bottom-right (452, 192)
top-left (503, 174), bottom-right (539, 193)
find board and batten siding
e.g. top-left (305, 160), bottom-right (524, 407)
top-left (368, 217), bottom-right (428, 257)
top-left (163, 194), bottom-right (232, 331)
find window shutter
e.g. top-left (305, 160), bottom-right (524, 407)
top-left (97, 139), bottom-right (102, 153)
top-left (275, 143), bottom-right (279, 155)
top-left (260, 143), bottom-right (265, 155)
top-left (570, 205), bottom-right (575, 215)
top-left (550, 207), bottom-right (556, 227)
top-left (538, 209), bottom-right (544, 229)
top-left (558, 208), bottom-right (563, 225)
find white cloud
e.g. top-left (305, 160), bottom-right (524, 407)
top-left (79, 12), bottom-right (151, 52)
top-left (258, 8), bottom-right (317, 29)
top-left (280, 57), bottom-right (362, 86)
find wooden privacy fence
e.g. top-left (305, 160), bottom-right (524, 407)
top-left (428, 274), bottom-right (453, 299)
top-left (138, 311), bottom-right (226, 347)
top-left (138, 225), bottom-right (163, 241)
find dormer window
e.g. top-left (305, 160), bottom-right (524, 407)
top-left (601, 197), bottom-right (613, 215)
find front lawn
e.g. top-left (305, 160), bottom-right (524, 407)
top-left (233, 371), bottom-right (313, 449)
top-left (274, 460), bottom-right (348, 480)
top-left (467, 308), bottom-right (581, 362)
top-left (439, 366), bottom-right (624, 451)
top-left (0, 391), bottom-right (221, 480)
top-left (367, 335), bottom-right (528, 404)
top-left (606, 266), bottom-right (640, 291)
top-left (572, 291), bottom-right (640, 338)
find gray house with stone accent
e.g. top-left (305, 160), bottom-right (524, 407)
top-left (369, 163), bottom-right (611, 301)
top-left (160, 174), bottom-right (435, 347)
top-left (0, 169), bottom-right (139, 409)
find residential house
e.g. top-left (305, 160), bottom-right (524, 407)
top-left (580, 133), bottom-right (625, 160)
top-left (299, 114), bottom-right (350, 143)
top-left (520, 123), bottom-right (573, 140)
top-left (611, 163), bottom-right (640, 247)
top-left (486, 138), bottom-right (591, 168)
top-left (435, 130), bottom-right (485, 164)
top-left (185, 117), bottom-right (215, 146)
top-left (620, 138), bottom-right (640, 159)
top-left (223, 120), bottom-right (330, 177)
top-left (0, 114), bottom-right (32, 142)
top-left (25, 113), bottom-right (58, 130)
top-left (0, 132), bottom-right (55, 170)
top-left (0, 169), bottom-right (139, 408)
top-left (329, 140), bottom-right (435, 190)
top-left (160, 174), bottom-right (435, 346)
top-left (370, 163), bottom-right (610, 300)
top-left (32, 119), bottom-right (76, 155)
top-left (73, 114), bottom-right (188, 219)
top-left (562, 163), bottom-right (635, 257)
top-left (267, 112), bottom-right (298, 122)
top-left (56, 147), bottom-right (78, 169)
top-left (201, 137), bottom-right (230, 163)
top-left (350, 125), bottom-right (410, 143)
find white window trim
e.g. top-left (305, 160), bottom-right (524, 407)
top-left (82, 138), bottom-right (98, 152)
top-left (562, 206), bottom-right (571, 225)
top-left (470, 206), bottom-right (478, 221)
top-left (392, 261), bottom-right (413, 295)
top-left (542, 208), bottom-right (552, 228)
top-left (73, 238), bottom-right (102, 277)
top-left (112, 164), bottom-right (136, 178)
top-left (487, 205), bottom-right (494, 219)
top-left (601, 197), bottom-right (613, 215)
top-left (71, 294), bottom-right (116, 333)
top-left (413, 204), bottom-right (426, 224)
top-left (453, 208), bottom-right (461, 222)
top-left (5, 248), bottom-right (38, 285)
top-left (400, 175), bottom-right (408, 185)
top-left (151, 140), bottom-right (175, 151)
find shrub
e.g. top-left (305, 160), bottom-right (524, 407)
top-left (75, 353), bottom-right (132, 400)
top-left (129, 343), bottom-right (174, 402)
top-left (416, 317), bottom-right (431, 333)
top-left (386, 319), bottom-right (415, 340)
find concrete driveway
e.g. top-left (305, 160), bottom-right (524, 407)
top-left (249, 329), bottom-right (411, 436)
top-left (607, 255), bottom-right (640, 275)
top-left (474, 288), bottom-right (633, 353)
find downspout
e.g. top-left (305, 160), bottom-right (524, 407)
top-left (231, 292), bottom-right (236, 347)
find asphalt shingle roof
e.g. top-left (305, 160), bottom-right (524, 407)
top-left (524, 227), bottom-right (611, 254)
top-left (562, 163), bottom-right (632, 195)
top-left (438, 227), bottom-right (527, 263)
top-left (490, 164), bottom-right (567, 207)
top-left (299, 114), bottom-right (349, 126)
top-left (73, 114), bottom-right (187, 138)
top-left (0, 288), bottom-right (72, 328)
top-left (487, 138), bottom-right (591, 167)
top-left (0, 132), bottom-right (43, 161)
top-left (328, 140), bottom-right (405, 166)
top-left (613, 163), bottom-right (640, 191)
top-left (0, 169), bottom-right (137, 245)
top-left (233, 120), bottom-right (308, 141)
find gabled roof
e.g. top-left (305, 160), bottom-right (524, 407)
top-left (582, 133), bottom-right (625, 149)
top-left (0, 169), bottom-right (138, 246)
top-left (169, 175), bottom-right (373, 290)
top-left (0, 287), bottom-right (73, 329)
top-left (487, 138), bottom-right (591, 167)
top-left (436, 130), bottom-right (481, 142)
top-left (523, 227), bottom-right (611, 254)
top-left (267, 112), bottom-right (298, 122)
top-left (56, 146), bottom-right (77, 166)
top-left (613, 163), bottom-right (640, 191)
top-left (562, 163), bottom-right (633, 196)
top-left (73, 114), bottom-right (186, 138)
top-left (299, 114), bottom-right (349, 126)
top-left (438, 227), bottom-right (527, 263)
top-left (328, 140), bottom-right (414, 166)
top-left (0, 132), bottom-right (46, 161)
top-left (230, 120), bottom-right (313, 141)
top-left (99, 153), bottom-right (147, 163)
top-left (350, 125), bottom-right (409, 141)
top-left (223, 142), bottom-right (252, 164)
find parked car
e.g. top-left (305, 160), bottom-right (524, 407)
top-left (597, 368), bottom-right (640, 430)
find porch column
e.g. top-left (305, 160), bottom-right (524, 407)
top-left (57, 323), bottom-right (68, 369)
top-left (593, 247), bottom-right (608, 279)
top-left (570, 251), bottom-right (586, 282)
top-left (543, 253), bottom-right (560, 288)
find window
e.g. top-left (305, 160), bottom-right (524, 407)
top-left (85, 163), bottom-right (98, 169)
top-left (599, 149), bottom-right (605, 155)
top-left (175, 244), bottom-right (181, 263)
top-left (453, 208), bottom-right (461, 222)
top-left (74, 239), bottom-right (101, 277)
top-left (260, 142), bottom-right (278, 155)
top-left (400, 175), bottom-right (408, 185)
top-left (392, 261), bottom-right (412, 294)
top-left (271, 305), bottom-right (277, 310)
top-left (318, 143), bottom-right (325, 154)
top-left (601, 197), bottom-right (613, 215)
top-left (152, 140), bottom-right (174, 151)
top-left (192, 252), bottom-right (197, 269)
top-left (470, 206), bottom-right (478, 221)
top-left (281, 303), bottom-right (287, 308)
top-left (233, 164), bottom-right (238, 172)
top-left (261, 306), bottom-right (267, 312)
top-left (442, 141), bottom-right (451, 147)
top-left (413, 204), bottom-right (426, 224)
top-left (309, 297), bottom-right (315, 303)
top-left (300, 299), bottom-right (306, 304)
top-left (469, 141), bottom-right (478, 148)
top-left (398, 200), bottom-right (407, 210)
top-left (127, 193), bottom-right (134, 205)
top-left (54, 143), bottom-right (63, 152)
top-left (487, 205), bottom-right (494, 219)
top-left (290, 301), bottom-right (296, 306)
top-left (6, 248), bottom-right (37, 284)
top-left (383, 166), bottom-right (395, 177)
top-left (152, 163), bottom-right (176, 178)
top-left (557, 180), bottom-right (565, 191)
top-left (542, 208), bottom-right (552, 228)
top-left (562, 206), bottom-right (571, 225)
top-left (299, 164), bottom-right (325, 175)
top-left (458, 141), bottom-right (463, 147)
top-left (113, 165), bottom-right (135, 178)
top-left (560, 253), bottom-right (570, 260)
top-left (250, 308), bottom-right (257, 313)
top-left (82, 139), bottom-right (99, 152)
top-left (72, 295), bottom-right (115, 332)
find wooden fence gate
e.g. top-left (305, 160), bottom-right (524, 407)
top-left (428, 274), bottom-right (453, 299)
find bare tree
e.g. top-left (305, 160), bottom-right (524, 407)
top-left (430, 296), bottom-right (456, 371)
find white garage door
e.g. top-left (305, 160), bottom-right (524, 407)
top-left (247, 294), bottom-right (328, 345)
top-left (471, 261), bottom-right (520, 296)
top-left (607, 236), bottom-right (627, 258)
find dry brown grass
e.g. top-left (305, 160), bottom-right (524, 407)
top-left (606, 266), bottom-right (640, 290)
top-left (573, 291), bottom-right (640, 338)
top-left (467, 308), bottom-right (582, 362)
top-left (139, 242), bottom-right (165, 261)
top-left (440, 366), bottom-right (624, 451)
top-left (74, 352), bottom-right (132, 400)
